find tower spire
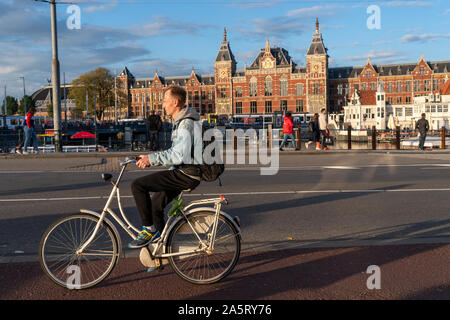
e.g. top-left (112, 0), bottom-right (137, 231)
top-left (315, 18), bottom-right (319, 33)
top-left (265, 38), bottom-right (270, 52)
top-left (223, 27), bottom-right (227, 42)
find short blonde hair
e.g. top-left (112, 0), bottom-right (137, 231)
top-left (163, 85), bottom-right (186, 107)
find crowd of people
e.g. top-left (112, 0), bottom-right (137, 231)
top-left (7, 105), bottom-right (433, 154)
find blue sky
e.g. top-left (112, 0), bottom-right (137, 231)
top-left (1, 0), bottom-right (449, 99)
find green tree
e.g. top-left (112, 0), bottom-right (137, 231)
top-left (1, 96), bottom-right (18, 115)
top-left (69, 67), bottom-right (127, 120)
top-left (18, 95), bottom-right (36, 115)
top-left (47, 102), bottom-right (53, 118)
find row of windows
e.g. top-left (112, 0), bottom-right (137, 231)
top-left (235, 100), bottom-right (304, 114)
top-left (332, 78), bottom-right (446, 95)
top-left (363, 66), bottom-right (432, 78)
top-left (240, 82), bottom-right (311, 97)
top-left (132, 90), bottom-right (215, 103)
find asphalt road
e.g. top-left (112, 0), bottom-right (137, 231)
top-left (1, 152), bottom-right (450, 300)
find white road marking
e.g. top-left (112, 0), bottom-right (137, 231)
top-left (2, 188), bottom-right (450, 202)
top-left (2, 163), bottom-right (450, 174)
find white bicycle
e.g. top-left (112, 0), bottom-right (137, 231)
top-left (39, 156), bottom-right (241, 289)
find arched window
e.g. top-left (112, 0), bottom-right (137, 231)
top-left (249, 77), bottom-right (257, 97)
top-left (280, 76), bottom-right (288, 96)
top-left (264, 76), bottom-right (272, 96)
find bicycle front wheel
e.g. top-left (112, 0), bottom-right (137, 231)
top-left (166, 211), bottom-right (241, 285)
top-left (39, 213), bottom-right (119, 289)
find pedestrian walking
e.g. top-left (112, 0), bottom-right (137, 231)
top-left (279, 112), bottom-right (298, 151)
top-left (415, 113), bottom-right (429, 150)
top-left (147, 110), bottom-right (162, 151)
top-left (23, 107), bottom-right (39, 154)
top-left (306, 113), bottom-right (321, 150)
top-left (318, 108), bottom-right (329, 150)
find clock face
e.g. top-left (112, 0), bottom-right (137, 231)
top-left (262, 58), bottom-right (273, 69)
top-left (219, 68), bottom-right (227, 78)
top-left (313, 63), bottom-right (320, 72)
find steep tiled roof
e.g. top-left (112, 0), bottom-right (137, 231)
top-left (329, 67), bottom-right (363, 79)
top-left (307, 19), bottom-right (327, 55)
top-left (119, 66), bottom-right (134, 78)
top-left (215, 28), bottom-right (236, 63)
top-left (438, 79), bottom-right (450, 95)
top-left (248, 47), bottom-right (292, 69)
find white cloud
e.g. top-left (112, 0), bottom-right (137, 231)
top-left (229, 0), bottom-right (284, 9)
top-left (84, 0), bottom-right (119, 13)
top-left (384, 1), bottom-right (433, 7)
top-left (400, 33), bottom-right (450, 43)
top-left (287, 5), bottom-right (342, 17)
top-left (344, 50), bottom-right (402, 62)
top-left (135, 16), bottom-right (215, 37)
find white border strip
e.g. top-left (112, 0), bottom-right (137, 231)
top-left (2, 188), bottom-right (450, 202)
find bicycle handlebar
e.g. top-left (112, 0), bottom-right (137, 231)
top-left (120, 156), bottom-right (139, 166)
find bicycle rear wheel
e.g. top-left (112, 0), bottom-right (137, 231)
top-left (39, 213), bottom-right (119, 289)
top-left (166, 211), bottom-right (240, 284)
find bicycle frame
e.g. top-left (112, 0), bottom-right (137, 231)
top-left (76, 158), bottom-right (229, 261)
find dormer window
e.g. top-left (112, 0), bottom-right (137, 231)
top-left (366, 70), bottom-right (371, 78)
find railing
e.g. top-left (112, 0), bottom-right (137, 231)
top-left (22, 145), bottom-right (106, 153)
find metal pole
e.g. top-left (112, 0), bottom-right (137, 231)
top-left (50, 0), bottom-right (62, 152)
top-left (19, 77), bottom-right (26, 115)
top-left (396, 126), bottom-right (401, 150)
top-left (3, 85), bottom-right (7, 129)
top-left (114, 71), bottom-right (118, 125)
top-left (347, 124), bottom-right (352, 150)
top-left (372, 126), bottom-right (377, 150)
top-left (63, 72), bottom-right (67, 126)
top-left (93, 91), bottom-right (98, 151)
top-left (296, 125), bottom-right (301, 150)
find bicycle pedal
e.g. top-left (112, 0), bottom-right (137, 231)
top-left (146, 267), bottom-right (157, 273)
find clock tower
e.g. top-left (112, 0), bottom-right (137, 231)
top-left (214, 28), bottom-right (236, 116)
top-left (306, 18), bottom-right (329, 114)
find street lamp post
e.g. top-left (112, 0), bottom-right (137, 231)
top-left (49, 0), bottom-right (62, 152)
top-left (19, 77), bottom-right (26, 115)
top-left (34, 0), bottom-right (70, 152)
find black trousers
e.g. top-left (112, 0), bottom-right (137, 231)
top-left (131, 169), bottom-right (200, 232)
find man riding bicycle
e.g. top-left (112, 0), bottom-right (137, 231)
top-left (129, 85), bottom-right (203, 248)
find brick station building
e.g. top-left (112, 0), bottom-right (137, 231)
top-left (117, 19), bottom-right (449, 122)
top-left (33, 19), bottom-right (450, 123)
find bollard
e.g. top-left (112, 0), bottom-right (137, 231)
top-left (233, 128), bottom-right (237, 150)
top-left (268, 124), bottom-right (272, 149)
top-left (441, 126), bottom-right (446, 149)
top-left (347, 125), bottom-right (352, 150)
top-left (396, 126), bottom-right (401, 150)
top-left (296, 125), bottom-right (301, 150)
top-left (372, 126), bottom-right (377, 150)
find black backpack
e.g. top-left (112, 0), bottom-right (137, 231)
top-left (178, 118), bottom-right (225, 184)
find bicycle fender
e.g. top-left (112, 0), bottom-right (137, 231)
top-left (164, 207), bottom-right (242, 244)
top-left (80, 209), bottom-right (123, 262)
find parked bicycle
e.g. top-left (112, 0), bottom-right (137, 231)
top-left (39, 156), bottom-right (242, 289)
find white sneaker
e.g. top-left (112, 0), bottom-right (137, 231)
top-left (22, 151), bottom-right (29, 155)
top-left (315, 147), bottom-right (321, 151)
top-left (305, 141), bottom-right (313, 149)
